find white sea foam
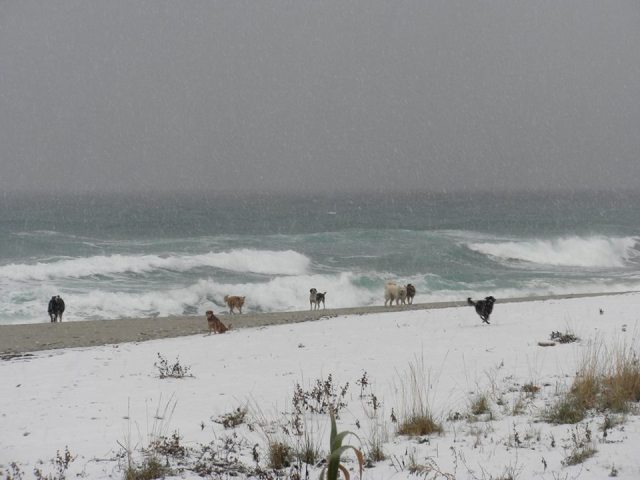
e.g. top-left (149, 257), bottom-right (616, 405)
top-left (3, 270), bottom-right (640, 324)
top-left (467, 235), bottom-right (639, 268)
top-left (0, 273), bottom-right (378, 322)
top-left (0, 249), bottom-right (311, 281)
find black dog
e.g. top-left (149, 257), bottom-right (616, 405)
top-left (406, 284), bottom-right (416, 304)
top-left (48, 295), bottom-right (66, 323)
top-left (467, 296), bottom-right (495, 324)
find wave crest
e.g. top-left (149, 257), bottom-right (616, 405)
top-left (0, 249), bottom-right (311, 281)
top-left (467, 236), bottom-right (639, 268)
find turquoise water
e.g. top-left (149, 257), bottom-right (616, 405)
top-left (1, 191), bottom-right (639, 324)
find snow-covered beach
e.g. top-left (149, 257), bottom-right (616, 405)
top-left (2, 293), bottom-right (640, 479)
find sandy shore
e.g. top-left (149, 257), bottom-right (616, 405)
top-left (0, 291), bottom-right (633, 356)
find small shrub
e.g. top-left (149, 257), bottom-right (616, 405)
top-left (33, 447), bottom-right (75, 480)
top-left (3, 462), bottom-right (25, 480)
top-left (521, 383), bottom-right (540, 395)
top-left (401, 452), bottom-right (455, 479)
top-left (295, 430), bottom-right (322, 466)
top-left (562, 424), bottom-right (596, 466)
top-left (600, 414), bottom-right (624, 441)
top-left (469, 394), bottom-right (491, 416)
top-left (545, 394), bottom-right (585, 424)
top-left (214, 406), bottom-right (248, 429)
top-left (364, 420), bottom-right (388, 464)
top-left (191, 434), bottom-right (250, 477)
top-left (268, 441), bottom-right (293, 470)
top-left (507, 396), bottom-right (525, 416)
top-left (148, 431), bottom-right (187, 459)
top-left (154, 353), bottom-right (193, 379)
top-left (124, 456), bottom-right (169, 480)
top-left (292, 374), bottom-right (349, 417)
top-left (397, 413), bottom-right (443, 436)
top-left (355, 371), bottom-right (369, 398)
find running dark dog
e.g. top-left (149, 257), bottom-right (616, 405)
top-left (467, 296), bottom-right (495, 324)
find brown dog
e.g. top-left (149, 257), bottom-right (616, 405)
top-left (206, 310), bottom-right (230, 335)
top-left (224, 295), bottom-right (245, 314)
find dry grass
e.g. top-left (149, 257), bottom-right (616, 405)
top-left (573, 339), bottom-right (640, 413)
top-left (548, 338), bottom-right (640, 423)
top-left (470, 393), bottom-right (491, 416)
top-left (395, 354), bottom-right (443, 437)
top-left (268, 440), bottom-right (293, 469)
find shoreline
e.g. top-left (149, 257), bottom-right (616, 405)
top-left (0, 291), bottom-right (635, 356)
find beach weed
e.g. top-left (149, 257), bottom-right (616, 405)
top-left (153, 353), bottom-right (193, 379)
top-left (318, 412), bottom-right (364, 480)
top-left (33, 447), bottom-right (75, 480)
top-left (2, 462), bottom-right (25, 480)
top-left (561, 424), bottom-right (596, 466)
top-left (568, 338), bottom-right (640, 414)
top-left (295, 428), bottom-right (323, 466)
top-left (268, 441), bottom-right (293, 470)
top-left (397, 414), bottom-right (443, 436)
top-left (214, 406), bottom-right (249, 429)
top-left (395, 354), bottom-right (443, 437)
top-left (292, 374), bottom-right (349, 417)
top-left (364, 420), bottom-right (388, 464)
top-left (148, 431), bottom-right (187, 459)
top-left (124, 456), bottom-right (169, 480)
top-left (190, 434), bottom-right (251, 477)
top-left (521, 383), bottom-right (540, 396)
top-left (545, 394), bottom-right (586, 424)
top-left (469, 393), bottom-right (491, 417)
top-left (395, 451), bottom-right (454, 479)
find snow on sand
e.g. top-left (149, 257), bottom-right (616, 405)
top-left (1, 294), bottom-right (640, 479)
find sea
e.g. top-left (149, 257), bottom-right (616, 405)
top-left (1, 190), bottom-right (639, 325)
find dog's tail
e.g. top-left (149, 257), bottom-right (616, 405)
top-left (467, 297), bottom-right (475, 306)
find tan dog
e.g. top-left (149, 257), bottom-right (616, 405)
top-left (206, 310), bottom-right (230, 335)
top-left (224, 295), bottom-right (245, 314)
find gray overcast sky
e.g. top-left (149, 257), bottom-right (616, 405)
top-left (1, 1), bottom-right (639, 194)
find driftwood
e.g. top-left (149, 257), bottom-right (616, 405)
top-left (537, 341), bottom-right (556, 347)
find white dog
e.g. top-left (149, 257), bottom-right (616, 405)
top-left (385, 281), bottom-right (408, 306)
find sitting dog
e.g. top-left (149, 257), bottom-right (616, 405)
top-left (309, 288), bottom-right (327, 310)
top-left (224, 295), bottom-right (245, 314)
top-left (206, 310), bottom-right (230, 335)
top-left (406, 284), bottom-right (416, 304)
top-left (467, 296), bottom-right (496, 324)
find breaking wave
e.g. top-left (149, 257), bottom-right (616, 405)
top-left (467, 235), bottom-right (639, 268)
top-left (0, 249), bottom-right (311, 281)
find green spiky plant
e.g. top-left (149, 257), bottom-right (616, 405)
top-left (319, 411), bottom-right (365, 480)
